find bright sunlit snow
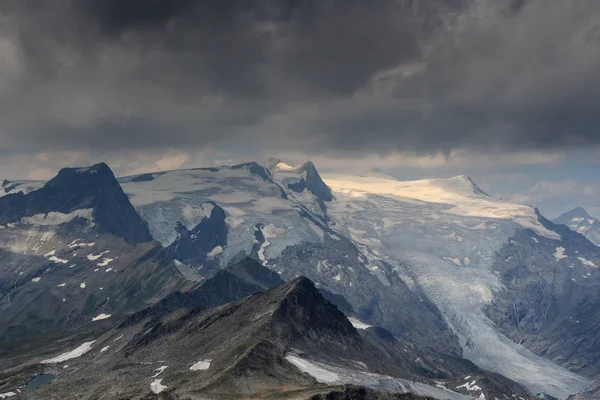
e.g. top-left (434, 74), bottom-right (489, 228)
top-left (190, 359), bottom-right (211, 371)
top-left (554, 247), bottom-right (567, 260)
top-left (91, 313), bottom-right (111, 321)
top-left (41, 341), bottom-right (95, 363)
top-left (150, 379), bottom-right (167, 394)
top-left (348, 317), bottom-right (371, 330)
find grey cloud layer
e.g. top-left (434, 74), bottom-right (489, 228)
top-left (0, 0), bottom-right (599, 155)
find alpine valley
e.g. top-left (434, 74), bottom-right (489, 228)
top-left (1, 159), bottom-right (598, 400)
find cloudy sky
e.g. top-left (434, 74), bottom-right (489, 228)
top-left (1, 0), bottom-right (600, 217)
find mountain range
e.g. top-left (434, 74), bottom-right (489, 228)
top-left (1, 159), bottom-right (599, 399)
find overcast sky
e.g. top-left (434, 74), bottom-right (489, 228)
top-left (1, 0), bottom-right (600, 217)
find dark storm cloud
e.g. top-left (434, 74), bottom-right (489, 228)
top-left (0, 0), bottom-right (599, 155)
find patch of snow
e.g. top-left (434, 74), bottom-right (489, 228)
top-left (91, 313), bottom-right (111, 321)
top-left (578, 257), bottom-right (597, 268)
top-left (87, 250), bottom-right (110, 261)
top-left (150, 379), bottom-right (167, 394)
top-left (456, 380), bottom-right (482, 392)
top-left (57, 283), bottom-right (66, 287)
top-left (48, 255), bottom-right (68, 264)
top-left (152, 366), bottom-right (168, 378)
top-left (531, 237), bottom-right (539, 244)
top-left (41, 341), bottom-right (95, 363)
top-left (206, 246), bottom-right (223, 259)
top-left (100, 346), bottom-right (109, 353)
top-left (348, 317), bottom-right (371, 330)
top-left (68, 240), bottom-right (95, 249)
top-left (190, 360), bottom-right (212, 371)
top-left (554, 247), bottom-right (567, 260)
top-left (443, 257), bottom-right (462, 266)
top-left (80, 282), bottom-right (86, 289)
top-left (97, 258), bottom-right (114, 267)
top-left (20, 208), bottom-right (94, 226)
top-left (0, 392), bottom-right (17, 399)
top-left (285, 355), bottom-right (339, 383)
top-left (31, 277), bottom-right (41, 282)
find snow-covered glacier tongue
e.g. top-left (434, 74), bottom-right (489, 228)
top-left (322, 173), bottom-right (591, 399)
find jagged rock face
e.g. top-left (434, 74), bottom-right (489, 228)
top-left (554, 207), bottom-right (600, 246)
top-left (0, 164), bottom-right (186, 368)
top-left (166, 202), bottom-right (228, 274)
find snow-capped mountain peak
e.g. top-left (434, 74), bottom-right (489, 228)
top-left (265, 157), bottom-right (295, 171)
top-left (554, 206), bottom-right (600, 245)
top-left (265, 158), bottom-right (333, 205)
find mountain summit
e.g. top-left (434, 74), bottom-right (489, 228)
top-left (266, 158), bottom-right (333, 203)
top-left (553, 207), bottom-right (600, 245)
top-left (0, 162), bottom-right (151, 243)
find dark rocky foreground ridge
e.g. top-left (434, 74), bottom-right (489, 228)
top-left (8, 266), bottom-right (535, 400)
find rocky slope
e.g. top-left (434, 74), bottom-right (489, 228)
top-left (15, 276), bottom-right (530, 400)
